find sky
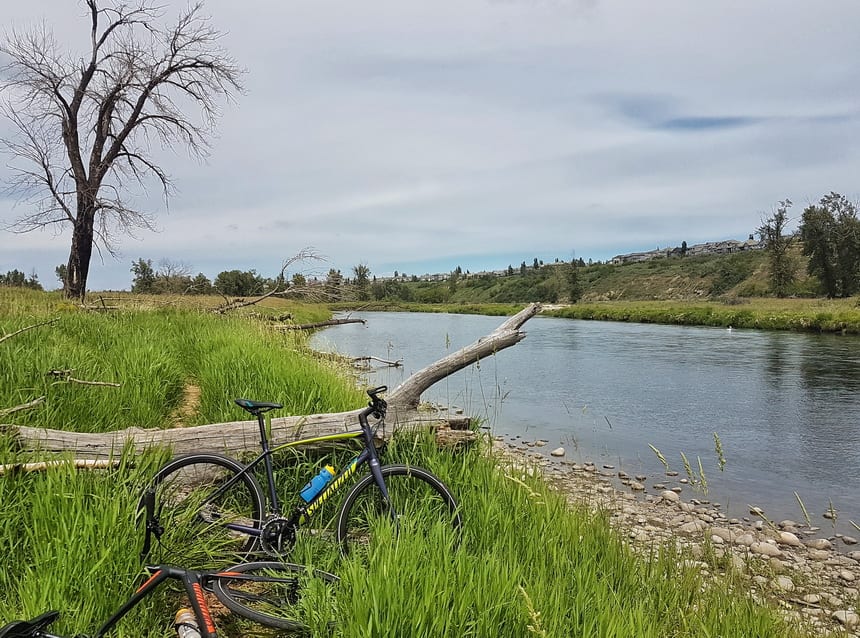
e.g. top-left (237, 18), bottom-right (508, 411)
top-left (1, 0), bottom-right (859, 291)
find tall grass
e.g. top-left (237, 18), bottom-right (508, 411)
top-left (0, 290), bottom-right (813, 637)
top-left (1, 296), bottom-right (364, 431)
top-left (0, 445), bottom-right (173, 636)
top-left (329, 434), bottom-right (805, 637)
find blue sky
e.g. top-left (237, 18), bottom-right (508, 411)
top-left (2, 0), bottom-right (859, 290)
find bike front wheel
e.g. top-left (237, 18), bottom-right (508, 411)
top-left (336, 464), bottom-right (462, 555)
top-left (212, 561), bottom-right (339, 631)
top-left (142, 453), bottom-right (265, 564)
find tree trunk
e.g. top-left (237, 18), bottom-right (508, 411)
top-left (4, 304), bottom-right (541, 458)
top-left (66, 208), bottom-right (95, 301)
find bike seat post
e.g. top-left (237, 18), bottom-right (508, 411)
top-left (257, 410), bottom-right (281, 513)
top-left (256, 411), bottom-right (271, 453)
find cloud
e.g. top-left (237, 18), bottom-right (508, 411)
top-left (1, 0), bottom-right (860, 290)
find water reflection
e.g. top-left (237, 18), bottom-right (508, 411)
top-left (311, 313), bottom-right (860, 534)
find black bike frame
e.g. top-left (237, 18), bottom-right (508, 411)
top-left (202, 402), bottom-right (393, 540)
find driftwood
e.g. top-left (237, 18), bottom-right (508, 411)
top-left (47, 369), bottom-right (121, 387)
top-left (3, 304), bottom-right (540, 459)
top-left (352, 355), bottom-right (402, 368)
top-left (0, 396), bottom-right (46, 417)
top-left (275, 317), bottom-right (366, 330)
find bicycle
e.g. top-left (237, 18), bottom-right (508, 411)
top-left (141, 386), bottom-right (462, 561)
top-left (1, 493), bottom-right (338, 637)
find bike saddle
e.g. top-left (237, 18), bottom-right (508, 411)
top-left (0, 611), bottom-right (60, 638)
top-left (234, 398), bottom-right (283, 414)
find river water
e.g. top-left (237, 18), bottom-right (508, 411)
top-left (310, 311), bottom-right (860, 536)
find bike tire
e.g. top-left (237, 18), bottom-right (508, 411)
top-left (336, 464), bottom-right (462, 554)
top-left (142, 453), bottom-right (265, 564)
top-left (212, 561), bottom-right (339, 631)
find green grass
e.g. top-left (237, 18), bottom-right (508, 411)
top-left (300, 433), bottom-right (805, 637)
top-left (1, 292), bottom-right (363, 431)
top-left (0, 289), bottom-right (815, 637)
top-left (545, 298), bottom-right (860, 333)
top-left (0, 434), bottom-right (808, 637)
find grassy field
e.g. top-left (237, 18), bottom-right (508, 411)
top-left (0, 289), bottom-right (816, 637)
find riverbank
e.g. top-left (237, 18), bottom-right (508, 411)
top-left (493, 434), bottom-right (860, 637)
top-left (541, 298), bottom-right (860, 334)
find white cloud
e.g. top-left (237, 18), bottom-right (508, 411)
top-left (1, 0), bottom-right (859, 290)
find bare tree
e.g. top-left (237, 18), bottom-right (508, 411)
top-left (0, 1), bottom-right (243, 300)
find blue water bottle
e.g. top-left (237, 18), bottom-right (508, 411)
top-left (300, 465), bottom-right (335, 502)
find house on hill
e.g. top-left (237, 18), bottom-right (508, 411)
top-left (611, 236), bottom-right (763, 265)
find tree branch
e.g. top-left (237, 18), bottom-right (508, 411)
top-left (0, 319), bottom-right (57, 344)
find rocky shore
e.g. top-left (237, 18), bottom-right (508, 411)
top-left (494, 435), bottom-right (860, 638)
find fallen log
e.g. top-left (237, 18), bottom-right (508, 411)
top-left (274, 317), bottom-right (366, 330)
top-left (3, 304), bottom-right (540, 458)
top-left (0, 459), bottom-right (120, 475)
top-left (352, 355), bottom-right (403, 368)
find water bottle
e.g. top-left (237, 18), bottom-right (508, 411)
top-left (300, 465), bottom-right (335, 502)
top-left (174, 608), bottom-right (201, 638)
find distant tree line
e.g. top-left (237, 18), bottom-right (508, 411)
top-left (130, 259), bottom-right (283, 296)
top-left (0, 270), bottom-right (42, 290)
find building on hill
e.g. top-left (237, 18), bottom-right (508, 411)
top-left (611, 236), bottom-right (763, 265)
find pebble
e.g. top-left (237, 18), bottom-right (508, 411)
top-left (832, 610), bottom-right (860, 628)
top-left (774, 575), bottom-right (795, 592)
top-left (550, 447), bottom-right (565, 457)
top-left (660, 490), bottom-right (680, 503)
top-left (751, 541), bottom-right (782, 557)
top-left (779, 531), bottom-right (803, 547)
top-left (807, 538), bottom-right (833, 551)
top-left (734, 533), bottom-right (756, 547)
top-left (808, 549), bottom-right (831, 562)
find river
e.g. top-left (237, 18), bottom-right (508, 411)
top-left (310, 311), bottom-right (860, 537)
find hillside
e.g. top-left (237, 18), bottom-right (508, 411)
top-left (389, 246), bottom-right (817, 305)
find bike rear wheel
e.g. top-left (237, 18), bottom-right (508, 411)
top-left (212, 561), bottom-right (339, 631)
top-left (336, 464), bottom-right (462, 555)
top-left (142, 454), bottom-right (265, 564)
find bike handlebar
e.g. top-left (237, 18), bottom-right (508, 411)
top-left (362, 386), bottom-right (387, 421)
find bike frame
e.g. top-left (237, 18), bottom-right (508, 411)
top-left (201, 406), bottom-right (392, 539)
top-left (4, 565), bottom-right (301, 638)
top-left (94, 566), bottom-right (220, 638)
